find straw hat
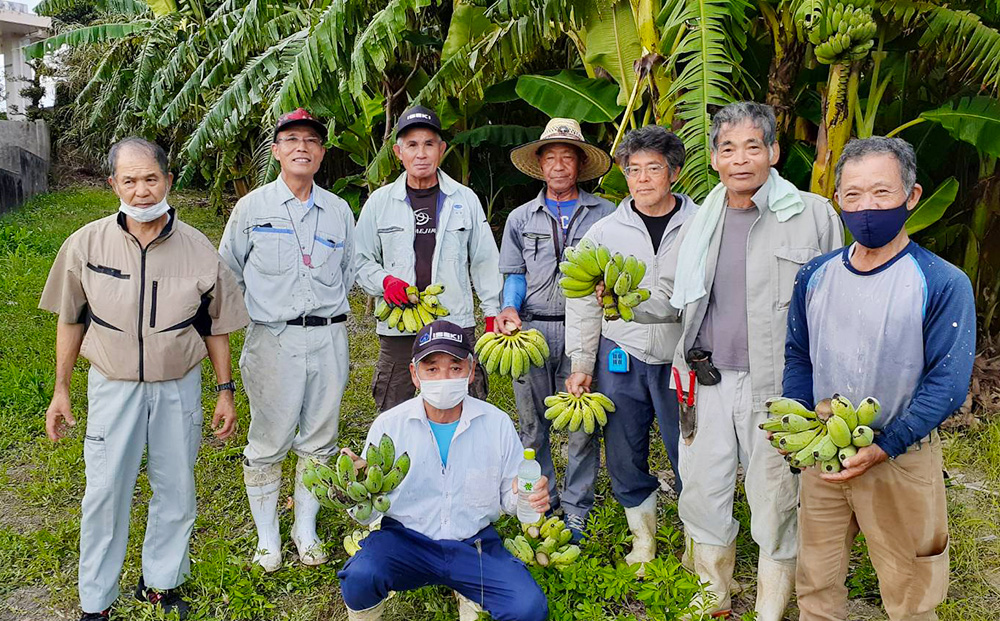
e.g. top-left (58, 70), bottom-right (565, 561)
top-left (510, 118), bottom-right (612, 182)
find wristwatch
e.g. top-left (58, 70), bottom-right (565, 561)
top-left (215, 381), bottom-right (237, 393)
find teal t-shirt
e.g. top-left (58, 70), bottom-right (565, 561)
top-left (428, 419), bottom-right (460, 466)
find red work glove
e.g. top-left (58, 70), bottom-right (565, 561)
top-left (383, 275), bottom-right (410, 306)
top-left (484, 316), bottom-right (496, 333)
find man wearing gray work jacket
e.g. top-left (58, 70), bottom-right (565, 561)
top-left (219, 109), bottom-right (357, 572)
top-left (496, 118), bottom-right (614, 540)
top-left (633, 102), bottom-right (843, 620)
top-left (355, 105), bottom-right (503, 411)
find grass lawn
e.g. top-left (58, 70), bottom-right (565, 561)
top-left (0, 187), bottom-right (998, 620)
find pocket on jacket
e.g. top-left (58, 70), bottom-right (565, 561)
top-left (377, 226), bottom-right (408, 268)
top-left (441, 221), bottom-right (470, 261)
top-left (464, 467), bottom-right (499, 508)
top-left (774, 246), bottom-right (818, 309)
top-left (311, 231), bottom-right (345, 286)
top-left (249, 220), bottom-right (296, 276)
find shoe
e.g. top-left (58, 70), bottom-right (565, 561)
top-left (565, 513), bottom-right (587, 544)
top-left (79, 612), bottom-right (109, 621)
top-left (134, 576), bottom-right (190, 620)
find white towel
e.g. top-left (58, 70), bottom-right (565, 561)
top-left (669, 168), bottom-right (805, 310)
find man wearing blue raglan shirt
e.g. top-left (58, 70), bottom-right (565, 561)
top-left (783, 137), bottom-right (975, 620)
top-left (496, 118), bottom-right (614, 541)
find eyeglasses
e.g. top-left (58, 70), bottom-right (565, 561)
top-left (276, 136), bottom-right (324, 148)
top-left (623, 164), bottom-right (668, 179)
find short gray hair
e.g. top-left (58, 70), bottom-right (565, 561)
top-left (709, 102), bottom-right (777, 151)
top-left (614, 125), bottom-right (686, 172)
top-left (107, 138), bottom-right (169, 177)
top-left (835, 137), bottom-right (917, 193)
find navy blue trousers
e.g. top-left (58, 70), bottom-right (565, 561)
top-left (595, 337), bottom-right (683, 507)
top-left (338, 518), bottom-right (547, 621)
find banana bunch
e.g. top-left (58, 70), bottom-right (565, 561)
top-left (476, 329), bottom-right (550, 380)
top-left (799, 0), bottom-right (877, 64)
top-left (761, 395), bottom-right (880, 472)
top-left (342, 522), bottom-right (380, 557)
top-left (504, 516), bottom-right (581, 569)
top-left (373, 283), bottom-right (450, 333)
top-left (558, 239), bottom-right (650, 322)
top-left (543, 391), bottom-right (616, 435)
top-left (301, 434), bottom-right (411, 523)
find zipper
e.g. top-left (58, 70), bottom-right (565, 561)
top-left (137, 247), bottom-right (148, 381)
top-left (149, 281), bottom-right (158, 328)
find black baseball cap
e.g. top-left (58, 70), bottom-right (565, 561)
top-left (396, 105), bottom-right (443, 138)
top-left (412, 320), bottom-right (473, 362)
top-left (274, 108), bottom-right (328, 141)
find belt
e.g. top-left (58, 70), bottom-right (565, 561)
top-left (286, 314), bottom-right (347, 326)
top-left (524, 313), bottom-right (565, 322)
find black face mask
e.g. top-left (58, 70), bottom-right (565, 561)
top-left (841, 200), bottom-right (910, 248)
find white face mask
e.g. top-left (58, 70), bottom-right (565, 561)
top-left (119, 194), bottom-right (170, 223)
top-left (418, 375), bottom-right (470, 409)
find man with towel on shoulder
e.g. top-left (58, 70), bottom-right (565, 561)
top-left (633, 102), bottom-right (843, 620)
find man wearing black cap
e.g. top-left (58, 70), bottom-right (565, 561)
top-left (220, 108), bottom-right (357, 572)
top-left (336, 319), bottom-right (550, 621)
top-left (355, 105), bottom-right (503, 412)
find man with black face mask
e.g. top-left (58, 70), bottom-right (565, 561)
top-left (335, 320), bottom-right (551, 621)
top-left (783, 137), bottom-right (976, 620)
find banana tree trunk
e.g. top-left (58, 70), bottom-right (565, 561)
top-left (811, 62), bottom-right (860, 199)
top-left (759, 0), bottom-right (804, 142)
top-left (962, 155), bottom-right (998, 292)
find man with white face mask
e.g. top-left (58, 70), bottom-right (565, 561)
top-left (39, 138), bottom-right (249, 621)
top-left (336, 320), bottom-right (551, 621)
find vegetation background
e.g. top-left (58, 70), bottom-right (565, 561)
top-left (2, 0), bottom-right (1000, 618)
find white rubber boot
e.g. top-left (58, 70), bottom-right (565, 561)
top-left (292, 456), bottom-right (328, 566)
top-left (347, 599), bottom-right (385, 621)
top-left (754, 554), bottom-right (796, 621)
top-left (623, 491), bottom-right (658, 577)
top-left (455, 591), bottom-right (483, 621)
top-left (681, 542), bottom-right (737, 620)
top-left (244, 462), bottom-right (283, 572)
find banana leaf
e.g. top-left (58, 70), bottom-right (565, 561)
top-left (516, 70), bottom-right (624, 123)
top-left (451, 125), bottom-right (543, 148)
top-left (920, 97), bottom-right (1000, 159)
top-left (582, 1), bottom-right (642, 106)
top-left (906, 177), bottom-right (959, 235)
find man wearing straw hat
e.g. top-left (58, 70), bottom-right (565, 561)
top-left (497, 118), bottom-right (614, 541)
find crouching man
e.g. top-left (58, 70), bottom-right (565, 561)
top-left (337, 320), bottom-right (550, 621)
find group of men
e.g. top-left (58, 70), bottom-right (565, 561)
top-left (41, 99), bottom-right (974, 621)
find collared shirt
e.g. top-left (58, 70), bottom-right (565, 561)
top-left (39, 210), bottom-right (250, 382)
top-left (354, 170), bottom-right (503, 334)
top-left (219, 175), bottom-right (357, 332)
top-left (499, 188), bottom-right (615, 316)
top-left (361, 396), bottom-right (523, 541)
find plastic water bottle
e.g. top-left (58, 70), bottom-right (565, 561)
top-left (517, 448), bottom-right (542, 524)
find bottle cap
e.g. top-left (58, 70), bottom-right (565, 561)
top-left (524, 448), bottom-right (535, 460)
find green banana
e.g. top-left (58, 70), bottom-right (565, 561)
top-left (423, 283), bottom-right (445, 295)
top-left (559, 260), bottom-right (593, 282)
top-left (837, 445), bottom-right (858, 464)
top-left (379, 434), bottom-right (395, 470)
top-left (372, 494), bottom-right (391, 513)
top-left (782, 413), bottom-right (820, 432)
top-left (336, 453), bottom-right (355, 485)
top-left (346, 481), bottom-right (369, 503)
top-left (544, 401), bottom-right (569, 421)
top-left (590, 392), bottom-right (616, 412)
top-left (364, 444), bottom-right (383, 471)
top-left (364, 465), bottom-right (383, 494)
top-left (613, 271), bottom-right (632, 296)
top-left (568, 403), bottom-right (584, 432)
top-left (560, 276), bottom-right (596, 292)
top-left (759, 417), bottom-right (786, 432)
top-left (827, 415), bottom-right (853, 448)
top-left (812, 434), bottom-right (838, 462)
top-left (831, 394), bottom-right (858, 429)
top-left (522, 339), bottom-right (545, 368)
top-left (778, 428), bottom-right (821, 452)
top-left (617, 299), bottom-right (635, 322)
top-left (386, 307), bottom-right (403, 327)
top-left (582, 404), bottom-right (596, 434)
top-left (394, 452), bottom-right (411, 478)
top-left (820, 459), bottom-right (842, 474)
top-left (596, 245), bottom-right (612, 271)
top-left (354, 498), bottom-right (373, 522)
top-left (604, 260), bottom-right (621, 292)
top-left (619, 291), bottom-right (642, 308)
top-left (552, 406), bottom-right (574, 430)
top-left (852, 425), bottom-right (874, 447)
top-left (474, 331), bottom-right (498, 355)
top-left (856, 397), bottom-right (880, 426)
top-left (571, 245), bottom-right (602, 277)
top-left (380, 467), bottom-right (403, 493)
top-left (499, 343), bottom-right (513, 376)
top-left (766, 397), bottom-right (815, 418)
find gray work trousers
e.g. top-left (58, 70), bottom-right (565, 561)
top-left (513, 318), bottom-right (599, 519)
top-left (79, 366), bottom-right (202, 613)
top-left (241, 321), bottom-right (350, 466)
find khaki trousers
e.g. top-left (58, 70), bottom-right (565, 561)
top-left (797, 433), bottom-right (950, 621)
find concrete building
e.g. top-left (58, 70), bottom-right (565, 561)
top-left (0, 1), bottom-right (51, 119)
